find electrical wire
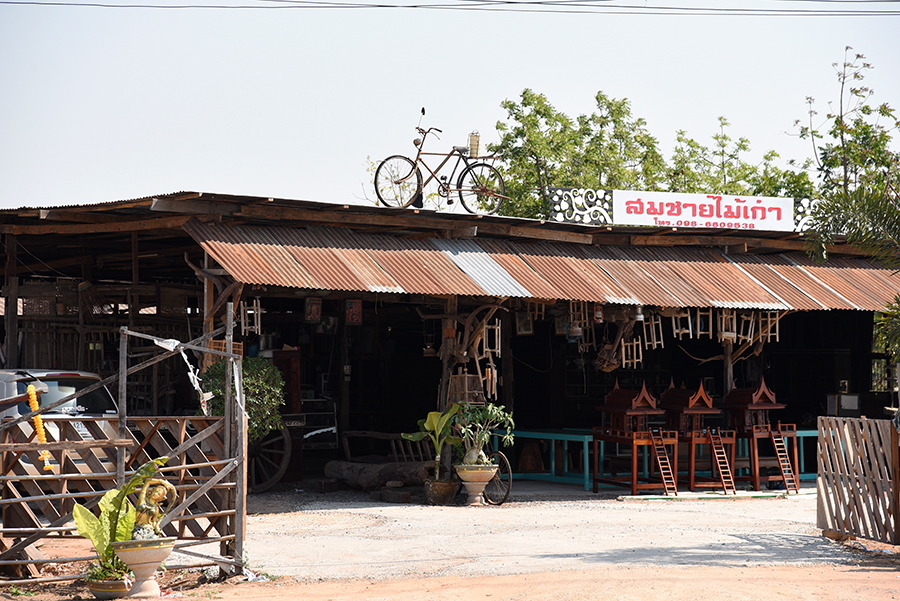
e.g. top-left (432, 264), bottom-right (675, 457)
top-left (1, 0), bottom-right (900, 14)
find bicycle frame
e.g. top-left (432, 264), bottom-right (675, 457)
top-left (407, 127), bottom-right (494, 196)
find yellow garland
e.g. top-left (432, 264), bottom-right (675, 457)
top-left (27, 384), bottom-right (53, 471)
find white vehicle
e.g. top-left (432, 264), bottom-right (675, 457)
top-left (0, 369), bottom-right (118, 440)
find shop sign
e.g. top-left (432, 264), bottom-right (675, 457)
top-left (549, 188), bottom-right (817, 233)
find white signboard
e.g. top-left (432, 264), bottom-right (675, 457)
top-left (612, 190), bottom-right (796, 233)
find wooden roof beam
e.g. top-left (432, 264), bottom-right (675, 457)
top-left (0, 216), bottom-right (190, 236)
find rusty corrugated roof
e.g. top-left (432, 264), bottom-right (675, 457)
top-left (183, 220), bottom-right (900, 311)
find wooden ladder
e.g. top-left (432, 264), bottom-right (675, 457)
top-left (706, 429), bottom-right (736, 495)
top-left (770, 432), bottom-right (800, 493)
top-left (650, 431), bottom-right (677, 496)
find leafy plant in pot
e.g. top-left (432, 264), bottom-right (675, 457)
top-left (453, 399), bottom-right (514, 505)
top-left (73, 457), bottom-right (169, 599)
top-left (401, 404), bottom-right (462, 505)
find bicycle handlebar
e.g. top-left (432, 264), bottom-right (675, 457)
top-left (417, 126), bottom-right (442, 135)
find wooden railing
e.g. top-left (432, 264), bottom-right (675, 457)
top-left (817, 416), bottom-right (900, 544)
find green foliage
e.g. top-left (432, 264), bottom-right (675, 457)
top-left (73, 457), bottom-right (169, 581)
top-left (6, 586), bottom-right (36, 596)
top-left (203, 356), bottom-right (285, 443)
top-left (494, 91), bottom-right (815, 219)
top-left (453, 401), bottom-right (514, 465)
top-left (86, 555), bottom-right (132, 582)
top-left (492, 89), bottom-right (667, 218)
top-left (875, 297), bottom-right (900, 361)
top-left (796, 47), bottom-right (899, 195)
top-left (401, 404), bottom-right (462, 480)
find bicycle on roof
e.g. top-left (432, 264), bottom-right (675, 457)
top-left (374, 108), bottom-right (508, 215)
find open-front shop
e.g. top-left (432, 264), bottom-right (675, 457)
top-left (3, 191), bottom-right (899, 502)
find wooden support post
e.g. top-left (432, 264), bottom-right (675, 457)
top-left (222, 303), bottom-right (234, 568)
top-left (438, 295), bottom-right (458, 412)
top-left (339, 306), bottom-right (350, 433)
top-left (203, 251), bottom-right (215, 337)
top-left (501, 309), bottom-right (514, 413)
top-left (724, 339), bottom-right (734, 392)
top-left (4, 234), bottom-right (18, 369)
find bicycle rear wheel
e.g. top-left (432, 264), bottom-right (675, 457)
top-left (457, 163), bottom-right (504, 215)
top-left (375, 155), bottom-right (422, 208)
top-left (484, 450), bottom-right (512, 505)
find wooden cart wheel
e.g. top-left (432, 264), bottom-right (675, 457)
top-left (247, 426), bottom-right (292, 494)
top-left (484, 450), bottom-right (512, 505)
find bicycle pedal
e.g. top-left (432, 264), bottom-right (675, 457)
top-left (446, 199), bottom-right (454, 205)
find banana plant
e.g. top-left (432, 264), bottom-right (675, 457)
top-left (402, 405), bottom-right (461, 480)
top-left (73, 457), bottom-right (169, 580)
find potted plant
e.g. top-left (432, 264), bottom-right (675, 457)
top-left (453, 399), bottom-right (514, 505)
top-left (401, 404), bottom-right (462, 505)
top-left (73, 457), bottom-right (169, 599)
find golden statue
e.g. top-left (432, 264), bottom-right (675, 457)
top-left (132, 478), bottom-right (177, 540)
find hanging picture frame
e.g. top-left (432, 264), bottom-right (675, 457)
top-left (345, 299), bottom-right (363, 326)
top-left (554, 314), bottom-right (568, 336)
top-left (304, 297), bottom-right (322, 323)
top-left (515, 311), bottom-right (534, 336)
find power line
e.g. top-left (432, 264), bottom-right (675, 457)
top-left (1, 0), bottom-right (900, 13)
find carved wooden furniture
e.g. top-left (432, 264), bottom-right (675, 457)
top-left (723, 377), bottom-right (799, 492)
top-left (597, 381), bottom-right (664, 432)
top-left (659, 379), bottom-right (719, 432)
top-left (659, 380), bottom-right (736, 494)
top-left (593, 381), bottom-right (677, 495)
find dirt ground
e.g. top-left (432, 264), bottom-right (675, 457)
top-left (6, 482), bottom-right (900, 601)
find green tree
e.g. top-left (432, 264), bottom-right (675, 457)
top-left (491, 89), bottom-right (666, 218)
top-left (796, 46), bottom-right (899, 195)
top-left (803, 50), bottom-right (900, 357)
top-left (567, 91), bottom-right (666, 192)
top-left (203, 356), bottom-right (285, 442)
top-left (666, 117), bottom-right (813, 197)
top-left (492, 89), bottom-right (576, 218)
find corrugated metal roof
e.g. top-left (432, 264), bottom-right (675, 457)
top-left (183, 220), bottom-right (900, 311)
top-left (507, 240), bottom-right (634, 303)
top-left (432, 238), bottom-right (531, 298)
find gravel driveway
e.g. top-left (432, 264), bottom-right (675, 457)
top-left (241, 481), bottom-right (854, 582)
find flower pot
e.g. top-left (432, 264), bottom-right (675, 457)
top-left (86, 579), bottom-right (132, 600)
top-left (111, 537), bottom-right (176, 599)
top-left (455, 465), bottom-right (498, 506)
top-left (424, 479), bottom-right (459, 505)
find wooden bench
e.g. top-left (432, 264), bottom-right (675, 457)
top-left (341, 431), bottom-right (434, 464)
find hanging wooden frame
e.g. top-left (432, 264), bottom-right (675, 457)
top-left (528, 301), bottom-right (545, 321)
top-left (622, 337), bottom-right (643, 369)
top-left (644, 314), bottom-right (665, 350)
top-left (671, 309), bottom-right (692, 340)
top-left (761, 311), bottom-right (780, 342)
top-left (696, 307), bottom-right (713, 339)
top-left (578, 322), bottom-right (596, 354)
top-left (717, 309), bottom-right (737, 343)
top-left (737, 311), bottom-right (756, 343)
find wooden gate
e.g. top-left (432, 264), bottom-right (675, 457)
top-left (817, 416), bottom-right (900, 544)
top-left (0, 323), bottom-right (246, 584)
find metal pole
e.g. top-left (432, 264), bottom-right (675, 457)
top-left (117, 326), bottom-right (128, 487)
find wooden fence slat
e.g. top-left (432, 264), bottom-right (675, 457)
top-left (817, 417), bottom-right (899, 545)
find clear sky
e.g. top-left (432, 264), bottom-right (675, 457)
top-left (1, 1), bottom-right (898, 210)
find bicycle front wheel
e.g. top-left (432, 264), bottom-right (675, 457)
top-left (484, 450), bottom-right (512, 505)
top-left (374, 155), bottom-right (422, 208)
top-left (457, 163), bottom-right (505, 215)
